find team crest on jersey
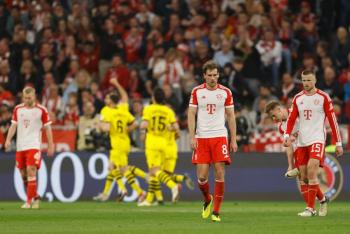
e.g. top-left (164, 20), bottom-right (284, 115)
top-left (314, 99), bottom-right (320, 105)
top-left (216, 94), bottom-right (223, 100)
top-left (296, 154), bottom-right (343, 201)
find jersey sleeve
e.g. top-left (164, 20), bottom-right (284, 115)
top-left (127, 111), bottom-right (136, 124)
top-left (323, 94), bottom-right (342, 144)
top-left (142, 106), bottom-right (150, 121)
top-left (285, 96), bottom-right (299, 136)
top-left (11, 107), bottom-right (18, 124)
top-left (41, 106), bottom-right (52, 126)
top-left (189, 88), bottom-right (198, 107)
top-left (168, 108), bottom-right (177, 124)
top-left (100, 107), bottom-right (110, 122)
top-left (224, 89), bottom-right (234, 108)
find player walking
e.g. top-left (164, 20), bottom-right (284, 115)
top-left (5, 87), bottom-right (54, 209)
top-left (283, 70), bottom-right (343, 217)
top-left (188, 60), bottom-right (238, 222)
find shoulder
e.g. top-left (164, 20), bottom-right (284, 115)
top-left (35, 104), bottom-right (49, 113)
top-left (293, 91), bottom-right (304, 102)
top-left (13, 103), bottom-right (25, 111)
top-left (191, 83), bottom-right (206, 93)
top-left (316, 89), bottom-right (331, 101)
top-left (218, 84), bottom-right (232, 93)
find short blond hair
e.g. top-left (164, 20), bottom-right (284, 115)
top-left (264, 100), bottom-right (281, 114)
top-left (23, 86), bottom-right (36, 94)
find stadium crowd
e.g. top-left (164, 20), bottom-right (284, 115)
top-left (1, 0), bottom-right (350, 150)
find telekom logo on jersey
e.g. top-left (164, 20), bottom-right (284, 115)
top-left (206, 104), bottom-right (216, 114)
top-left (304, 109), bottom-right (312, 120)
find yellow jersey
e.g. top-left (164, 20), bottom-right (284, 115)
top-left (142, 104), bottom-right (177, 138)
top-left (100, 103), bottom-right (135, 148)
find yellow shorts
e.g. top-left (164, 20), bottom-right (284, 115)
top-left (145, 135), bottom-right (167, 168)
top-left (109, 141), bottom-right (130, 168)
top-left (162, 143), bottom-right (177, 173)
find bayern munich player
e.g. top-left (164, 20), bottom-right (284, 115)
top-left (283, 70), bottom-right (343, 217)
top-left (188, 60), bottom-right (238, 222)
top-left (5, 87), bottom-right (54, 209)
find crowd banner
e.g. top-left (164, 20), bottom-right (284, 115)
top-left (42, 129), bottom-right (77, 152)
top-left (0, 152), bottom-right (349, 202)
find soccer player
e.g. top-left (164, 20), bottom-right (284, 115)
top-left (5, 87), bottom-right (54, 209)
top-left (93, 78), bottom-right (146, 202)
top-left (264, 101), bottom-right (300, 178)
top-left (188, 60), bottom-right (237, 222)
top-left (138, 87), bottom-right (181, 206)
top-left (283, 70), bottom-right (343, 217)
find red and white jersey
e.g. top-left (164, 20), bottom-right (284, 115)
top-left (285, 89), bottom-right (341, 147)
top-left (189, 83), bottom-right (234, 138)
top-left (11, 103), bottom-right (51, 151)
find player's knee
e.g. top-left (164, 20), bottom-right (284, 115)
top-left (198, 177), bottom-right (207, 183)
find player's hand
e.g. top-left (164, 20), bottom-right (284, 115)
top-left (4, 140), bottom-right (11, 152)
top-left (283, 138), bottom-right (291, 147)
top-left (335, 146), bottom-right (343, 157)
top-left (110, 77), bottom-right (119, 86)
top-left (47, 144), bottom-right (55, 157)
top-left (230, 139), bottom-right (238, 152)
top-left (190, 137), bottom-right (197, 150)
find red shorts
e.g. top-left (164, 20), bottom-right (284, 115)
top-left (192, 137), bottom-right (231, 165)
top-left (295, 143), bottom-right (325, 167)
top-left (16, 149), bottom-right (42, 169)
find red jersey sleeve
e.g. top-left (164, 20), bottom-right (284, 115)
top-left (323, 94), bottom-right (342, 143)
top-left (285, 96), bottom-right (299, 135)
top-left (40, 105), bottom-right (52, 126)
top-left (11, 106), bottom-right (19, 124)
top-left (224, 89), bottom-right (234, 108)
top-left (189, 88), bottom-right (198, 107)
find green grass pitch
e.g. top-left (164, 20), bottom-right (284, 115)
top-left (0, 201), bottom-right (349, 234)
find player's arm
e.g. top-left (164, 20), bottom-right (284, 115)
top-left (324, 96), bottom-right (343, 157)
top-left (4, 122), bottom-right (17, 151)
top-left (127, 121), bottom-right (138, 133)
top-left (139, 120), bottom-right (148, 142)
top-left (283, 97), bottom-right (299, 147)
top-left (285, 145), bottom-right (294, 171)
top-left (187, 106), bottom-right (197, 149)
top-left (225, 107), bottom-right (238, 152)
top-left (100, 121), bottom-right (110, 132)
top-left (45, 124), bottom-right (55, 157)
top-left (169, 121), bottom-right (180, 139)
top-left (110, 77), bottom-right (128, 104)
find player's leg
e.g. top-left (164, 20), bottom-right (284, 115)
top-left (24, 150), bottom-right (41, 208)
top-left (122, 165), bottom-right (146, 202)
top-left (298, 165), bottom-right (308, 204)
top-left (197, 163), bottom-right (212, 218)
top-left (129, 165), bottom-right (148, 181)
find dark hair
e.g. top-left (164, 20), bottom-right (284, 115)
top-left (202, 60), bottom-right (219, 74)
top-left (264, 100), bottom-right (281, 114)
top-left (153, 87), bottom-right (166, 104)
top-left (109, 93), bottom-right (119, 104)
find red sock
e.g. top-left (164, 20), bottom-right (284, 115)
top-left (213, 181), bottom-right (225, 214)
top-left (300, 184), bottom-right (308, 203)
top-left (307, 184), bottom-right (318, 209)
top-left (316, 186), bottom-right (324, 201)
top-left (198, 180), bottom-right (211, 203)
top-left (27, 178), bottom-right (37, 204)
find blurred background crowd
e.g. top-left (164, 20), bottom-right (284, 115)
top-left (1, 0), bottom-right (350, 151)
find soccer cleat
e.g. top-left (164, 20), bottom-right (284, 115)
top-left (284, 168), bottom-right (300, 178)
top-left (137, 191), bottom-right (147, 203)
top-left (202, 195), bottom-right (213, 219)
top-left (171, 184), bottom-right (182, 203)
top-left (184, 173), bottom-right (195, 190)
top-left (137, 200), bottom-right (152, 207)
top-left (93, 193), bottom-right (109, 202)
top-left (298, 208), bottom-right (317, 217)
top-left (21, 202), bottom-right (31, 209)
top-left (31, 196), bottom-right (41, 209)
top-left (211, 213), bottom-right (221, 222)
top-left (319, 196), bottom-right (329, 217)
top-left (116, 190), bottom-right (128, 202)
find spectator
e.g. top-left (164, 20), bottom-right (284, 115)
top-left (256, 29), bottom-right (282, 86)
top-left (252, 85), bottom-right (278, 112)
top-left (62, 92), bottom-right (79, 127)
top-left (276, 73), bottom-right (300, 104)
top-left (42, 84), bottom-right (63, 123)
top-left (213, 38), bottom-right (234, 68)
top-left (318, 66), bottom-right (343, 101)
top-left (163, 83), bottom-right (181, 114)
top-left (77, 101), bottom-right (99, 151)
top-left (332, 27), bottom-right (350, 70)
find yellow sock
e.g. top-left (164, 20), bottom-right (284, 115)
top-left (146, 176), bottom-right (157, 203)
top-left (172, 174), bottom-right (185, 183)
top-left (154, 179), bottom-right (163, 201)
top-left (156, 171), bottom-right (177, 189)
top-left (125, 170), bottom-right (143, 196)
top-left (112, 169), bottom-right (126, 192)
top-left (129, 165), bottom-right (146, 180)
top-left (102, 172), bottom-right (114, 195)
